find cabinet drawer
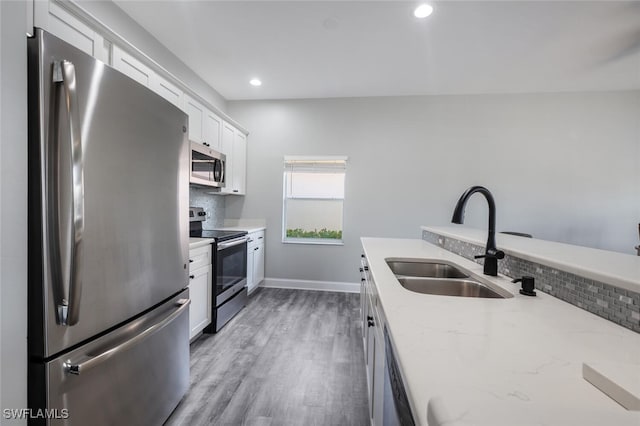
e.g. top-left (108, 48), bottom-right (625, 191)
top-left (247, 230), bottom-right (265, 245)
top-left (189, 245), bottom-right (212, 272)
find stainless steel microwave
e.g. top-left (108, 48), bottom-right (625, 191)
top-left (190, 141), bottom-right (226, 188)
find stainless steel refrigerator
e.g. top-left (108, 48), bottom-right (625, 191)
top-left (27, 29), bottom-right (190, 425)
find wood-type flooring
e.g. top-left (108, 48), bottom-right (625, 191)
top-left (166, 288), bottom-right (369, 426)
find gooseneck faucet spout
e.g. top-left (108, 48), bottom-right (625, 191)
top-left (451, 186), bottom-right (504, 276)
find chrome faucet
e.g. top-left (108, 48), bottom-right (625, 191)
top-left (451, 186), bottom-right (505, 276)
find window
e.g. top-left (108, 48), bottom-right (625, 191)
top-left (282, 156), bottom-right (347, 245)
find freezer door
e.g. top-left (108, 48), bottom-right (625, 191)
top-left (28, 29), bottom-right (190, 358)
top-left (31, 290), bottom-right (190, 426)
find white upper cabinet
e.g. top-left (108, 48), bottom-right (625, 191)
top-left (112, 45), bottom-right (154, 87)
top-left (220, 123), bottom-right (247, 195)
top-left (34, 1), bottom-right (109, 62)
top-left (203, 110), bottom-right (222, 151)
top-left (151, 74), bottom-right (183, 109)
top-left (233, 131), bottom-right (247, 195)
top-left (184, 95), bottom-right (221, 149)
top-left (221, 122), bottom-right (235, 194)
top-left (113, 46), bottom-right (184, 109)
top-left (184, 95), bottom-right (204, 143)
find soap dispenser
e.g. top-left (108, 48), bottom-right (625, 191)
top-left (512, 276), bottom-right (536, 296)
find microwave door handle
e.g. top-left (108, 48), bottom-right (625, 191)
top-left (216, 159), bottom-right (223, 183)
top-left (52, 60), bottom-right (85, 326)
top-left (220, 159), bottom-right (225, 186)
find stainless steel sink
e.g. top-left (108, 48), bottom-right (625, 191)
top-left (397, 277), bottom-right (507, 299)
top-left (386, 258), bottom-right (511, 299)
top-left (386, 259), bottom-right (469, 278)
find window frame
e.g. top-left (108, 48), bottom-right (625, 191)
top-left (282, 155), bottom-right (347, 246)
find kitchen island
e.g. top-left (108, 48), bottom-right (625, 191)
top-left (361, 235), bottom-right (640, 425)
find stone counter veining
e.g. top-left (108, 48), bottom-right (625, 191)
top-left (361, 237), bottom-right (640, 426)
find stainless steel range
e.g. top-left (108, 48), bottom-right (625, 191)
top-left (189, 207), bottom-right (248, 332)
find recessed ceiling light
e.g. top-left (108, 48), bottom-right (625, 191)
top-left (414, 4), bottom-right (433, 19)
top-left (249, 78), bottom-right (262, 87)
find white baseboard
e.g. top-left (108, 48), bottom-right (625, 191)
top-left (261, 278), bottom-right (359, 293)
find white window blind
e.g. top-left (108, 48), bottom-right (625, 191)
top-left (283, 156), bottom-right (347, 244)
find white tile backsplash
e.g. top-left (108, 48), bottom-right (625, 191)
top-left (189, 186), bottom-right (225, 229)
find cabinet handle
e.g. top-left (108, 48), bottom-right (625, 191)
top-left (189, 259), bottom-right (193, 263)
top-left (367, 315), bottom-right (373, 321)
top-left (367, 320), bottom-right (374, 328)
top-left (189, 275), bottom-right (195, 279)
top-left (254, 247), bottom-right (259, 251)
top-left (364, 266), bottom-right (369, 271)
top-left (233, 190), bottom-right (238, 193)
top-left (258, 236), bottom-right (263, 239)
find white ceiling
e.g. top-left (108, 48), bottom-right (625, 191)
top-left (114, 1), bottom-right (640, 101)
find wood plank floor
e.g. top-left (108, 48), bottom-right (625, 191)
top-left (166, 288), bottom-right (369, 426)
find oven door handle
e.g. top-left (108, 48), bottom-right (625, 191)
top-left (217, 237), bottom-right (248, 251)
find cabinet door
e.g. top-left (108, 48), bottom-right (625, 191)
top-left (246, 241), bottom-right (256, 294)
top-left (203, 110), bottom-right (222, 151)
top-left (152, 74), bottom-right (183, 109)
top-left (112, 45), bottom-right (153, 88)
top-left (366, 299), bottom-right (375, 419)
top-left (221, 122), bottom-right (235, 194)
top-left (35, 1), bottom-right (109, 62)
top-left (253, 242), bottom-right (265, 286)
top-left (188, 265), bottom-right (212, 340)
top-left (184, 95), bottom-right (205, 143)
top-left (372, 322), bottom-right (386, 426)
top-left (232, 130), bottom-right (247, 195)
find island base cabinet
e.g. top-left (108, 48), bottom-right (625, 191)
top-left (362, 258), bottom-right (388, 426)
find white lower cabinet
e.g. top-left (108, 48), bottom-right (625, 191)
top-left (246, 230), bottom-right (265, 294)
top-left (361, 254), bottom-right (388, 426)
top-left (188, 245), bottom-right (212, 341)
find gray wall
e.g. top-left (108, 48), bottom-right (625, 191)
top-left (75, 0), bottom-right (227, 112)
top-left (226, 91), bottom-right (640, 283)
top-left (1, 0), bottom-right (28, 420)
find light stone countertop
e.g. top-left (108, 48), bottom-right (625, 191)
top-left (423, 225), bottom-right (640, 293)
top-left (222, 218), bottom-right (267, 234)
top-left (361, 237), bottom-right (640, 426)
top-left (216, 225), bottom-right (266, 234)
top-left (188, 237), bottom-right (215, 249)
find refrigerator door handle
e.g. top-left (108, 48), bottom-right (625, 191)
top-left (52, 60), bottom-right (85, 326)
top-left (64, 298), bottom-right (190, 375)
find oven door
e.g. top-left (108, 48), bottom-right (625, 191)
top-left (215, 237), bottom-right (248, 305)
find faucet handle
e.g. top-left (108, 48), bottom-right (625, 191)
top-left (474, 249), bottom-right (505, 260)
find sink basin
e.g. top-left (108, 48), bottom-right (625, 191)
top-left (386, 259), bottom-right (469, 278)
top-left (397, 277), bottom-right (507, 299)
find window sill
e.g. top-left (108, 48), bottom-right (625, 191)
top-left (282, 239), bottom-right (344, 246)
